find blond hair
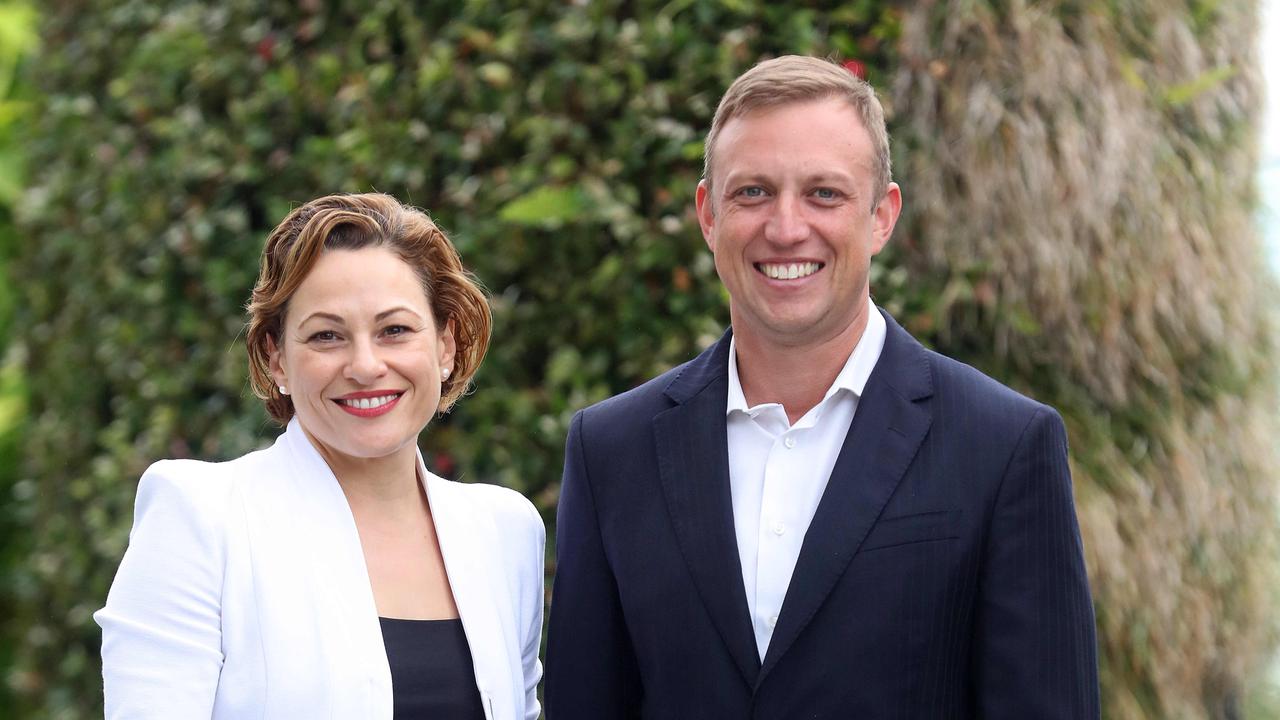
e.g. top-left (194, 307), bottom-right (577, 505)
top-left (703, 55), bottom-right (892, 210)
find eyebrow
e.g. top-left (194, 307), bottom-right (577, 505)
top-left (375, 306), bottom-right (423, 322)
top-left (297, 306), bottom-right (424, 327)
top-left (722, 171), bottom-right (858, 188)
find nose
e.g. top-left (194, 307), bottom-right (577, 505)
top-left (344, 337), bottom-right (387, 384)
top-left (764, 193), bottom-right (809, 246)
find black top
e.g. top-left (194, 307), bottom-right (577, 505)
top-left (378, 617), bottom-right (486, 720)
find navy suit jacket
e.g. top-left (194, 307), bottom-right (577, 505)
top-left (545, 310), bottom-right (1100, 719)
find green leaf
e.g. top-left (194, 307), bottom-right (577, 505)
top-left (1164, 65), bottom-right (1236, 107)
top-left (498, 185), bottom-right (587, 226)
top-left (0, 3), bottom-right (39, 56)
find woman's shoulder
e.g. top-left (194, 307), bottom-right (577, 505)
top-left (133, 443), bottom-right (277, 520)
top-left (137, 458), bottom-right (233, 508)
top-left (433, 475), bottom-right (544, 538)
top-left (116, 457), bottom-right (251, 572)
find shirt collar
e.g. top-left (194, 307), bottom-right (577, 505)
top-left (726, 339), bottom-right (754, 414)
top-left (727, 299), bottom-right (887, 417)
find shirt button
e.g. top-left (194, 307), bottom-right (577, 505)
top-left (768, 615), bottom-right (778, 628)
top-left (772, 520), bottom-right (786, 536)
top-left (783, 436), bottom-right (796, 449)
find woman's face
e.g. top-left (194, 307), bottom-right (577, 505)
top-left (269, 246), bottom-right (455, 466)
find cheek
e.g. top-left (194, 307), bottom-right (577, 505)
top-left (711, 231), bottom-right (753, 269)
top-left (717, 209), bottom-right (757, 238)
top-left (287, 354), bottom-right (339, 389)
top-left (711, 252), bottom-right (739, 285)
top-left (397, 342), bottom-right (441, 375)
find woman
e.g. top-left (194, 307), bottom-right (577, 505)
top-left (95, 193), bottom-right (544, 719)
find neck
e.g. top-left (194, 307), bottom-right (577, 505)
top-left (733, 301), bottom-right (872, 424)
top-left (303, 429), bottom-right (424, 519)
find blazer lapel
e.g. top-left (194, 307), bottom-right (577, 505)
top-left (424, 467), bottom-right (516, 720)
top-left (757, 311), bottom-right (934, 684)
top-left (653, 331), bottom-right (761, 688)
top-left (278, 418), bottom-right (394, 718)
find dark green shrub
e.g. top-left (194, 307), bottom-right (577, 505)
top-left (0, 0), bottom-right (37, 713)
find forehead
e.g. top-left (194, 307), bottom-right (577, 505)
top-left (288, 247), bottom-right (430, 319)
top-left (713, 97), bottom-right (875, 181)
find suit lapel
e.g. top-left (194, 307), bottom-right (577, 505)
top-left (653, 332), bottom-right (761, 687)
top-left (424, 468), bottom-right (516, 720)
top-left (278, 419), bottom-right (393, 717)
top-left (757, 312), bottom-right (934, 684)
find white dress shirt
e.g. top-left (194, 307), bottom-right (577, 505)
top-left (726, 300), bottom-right (886, 660)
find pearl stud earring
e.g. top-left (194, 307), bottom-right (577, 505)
top-left (279, 385), bottom-right (289, 395)
top-left (441, 368), bottom-right (452, 381)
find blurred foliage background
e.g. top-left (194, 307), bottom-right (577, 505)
top-left (1, 0), bottom-right (1277, 717)
top-left (0, 0), bottom-right (36, 713)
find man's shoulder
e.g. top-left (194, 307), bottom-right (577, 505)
top-left (572, 328), bottom-right (733, 440)
top-left (879, 309), bottom-right (1050, 422)
top-left (919, 344), bottom-right (1055, 425)
top-left (579, 358), bottom-right (689, 427)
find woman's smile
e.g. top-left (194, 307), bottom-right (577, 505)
top-left (334, 390), bottom-right (405, 417)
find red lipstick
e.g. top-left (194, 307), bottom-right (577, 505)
top-left (332, 390), bottom-right (404, 418)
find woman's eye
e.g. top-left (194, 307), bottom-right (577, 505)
top-left (383, 325), bottom-right (412, 337)
top-left (308, 330), bottom-right (339, 343)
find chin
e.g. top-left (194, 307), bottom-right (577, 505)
top-left (762, 311), bottom-right (827, 336)
top-left (318, 428), bottom-right (413, 460)
top-left (351, 433), bottom-right (419, 458)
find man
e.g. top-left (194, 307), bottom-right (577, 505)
top-left (545, 55), bottom-right (1100, 719)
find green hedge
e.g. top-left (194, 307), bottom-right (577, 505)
top-left (0, 0), bottom-right (37, 714)
top-left (5, 1), bottom-right (1276, 718)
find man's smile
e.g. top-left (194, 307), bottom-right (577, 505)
top-left (754, 261), bottom-right (824, 280)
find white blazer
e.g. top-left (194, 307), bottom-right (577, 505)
top-left (95, 418), bottom-right (545, 720)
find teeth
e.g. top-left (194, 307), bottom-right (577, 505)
top-left (759, 262), bottom-right (820, 280)
top-left (340, 394), bottom-right (399, 410)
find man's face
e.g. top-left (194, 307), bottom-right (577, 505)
top-left (696, 97), bottom-right (901, 350)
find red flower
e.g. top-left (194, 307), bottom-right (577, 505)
top-left (256, 35), bottom-right (275, 62)
top-left (431, 452), bottom-right (457, 477)
top-left (842, 59), bottom-right (867, 80)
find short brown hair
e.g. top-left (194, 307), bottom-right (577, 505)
top-left (246, 193), bottom-right (491, 422)
top-left (703, 55), bottom-right (892, 210)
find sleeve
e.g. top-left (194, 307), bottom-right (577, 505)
top-left (520, 497), bottom-right (546, 720)
top-left (972, 408), bottom-right (1101, 719)
top-left (93, 461), bottom-right (228, 720)
top-left (543, 410), bottom-right (642, 719)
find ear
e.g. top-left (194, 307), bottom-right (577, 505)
top-left (695, 179), bottom-right (717, 253)
top-left (437, 319), bottom-right (457, 375)
top-left (870, 182), bottom-right (903, 256)
top-left (267, 333), bottom-right (287, 388)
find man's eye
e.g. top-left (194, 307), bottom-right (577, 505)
top-left (738, 186), bottom-right (765, 198)
top-left (814, 188), bottom-right (839, 200)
